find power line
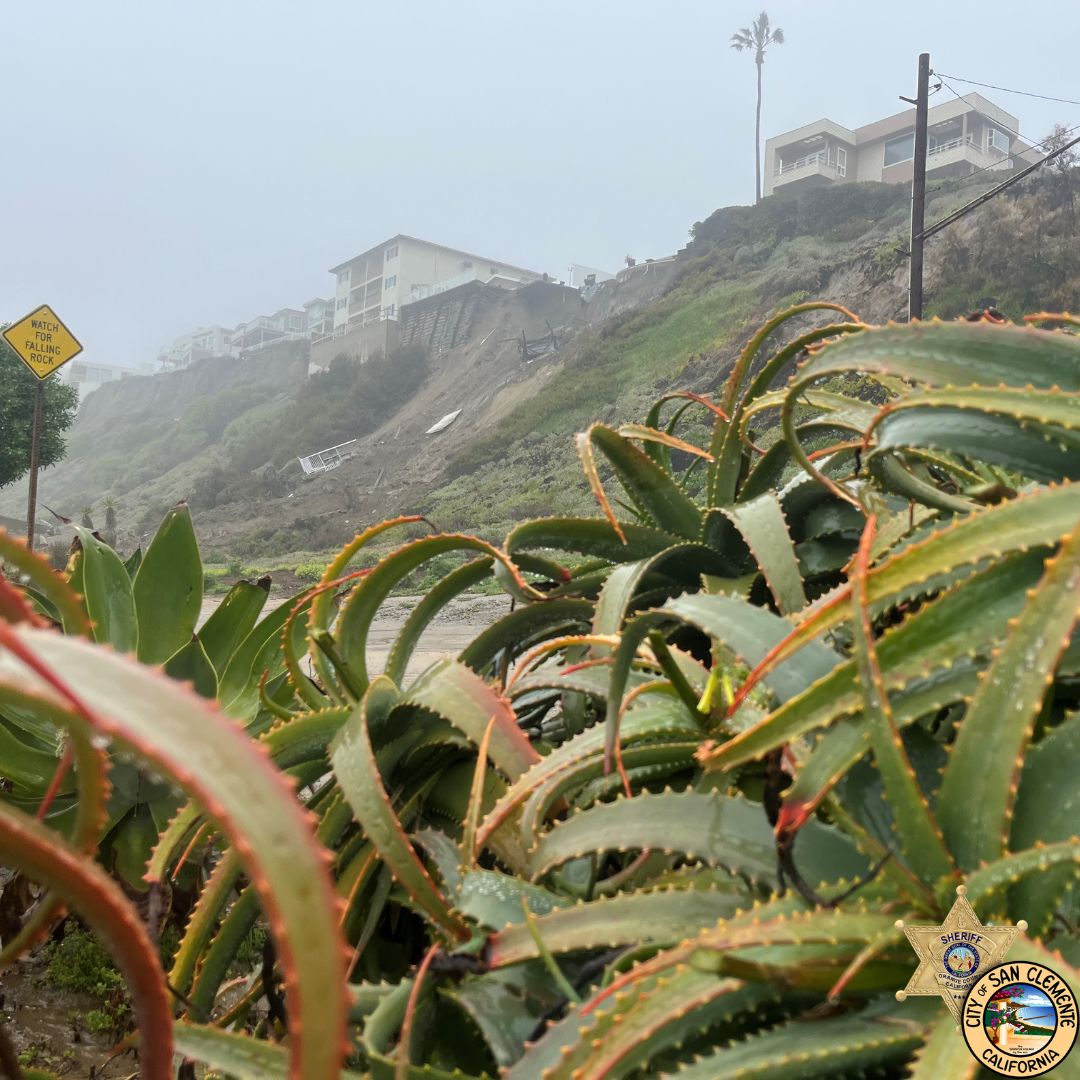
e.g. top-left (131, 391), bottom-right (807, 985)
top-left (935, 76), bottom-right (1026, 143)
top-left (932, 76), bottom-right (1080, 185)
top-left (931, 72), bottom-right (1080, 109)
top-left (915, 131), bottom-right (1080, 243)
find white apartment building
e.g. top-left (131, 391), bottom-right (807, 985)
top-left (230, 308), bottom-right (306, 353)
top-left (763, 93), bottom-right (1040, 198)
top-left (158, 302), bottom-right (334, 372)
top-left (328, 235), bottom-right (543, 335)
top-left (158, 325), bottom-right (234, 371)
top-left (303, 297), bottom-right (334, 340)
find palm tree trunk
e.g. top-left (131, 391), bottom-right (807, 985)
top-left (755, 56), bottom-right (763, 204)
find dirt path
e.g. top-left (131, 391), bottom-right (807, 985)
top-left (200, 590), bottom-right (510, 682)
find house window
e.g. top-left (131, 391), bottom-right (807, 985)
top-left (384, 275), bottom-right (397, 289)
top-left (385, 245), bottom-right (398, 261)
top-left (290, 315), bottom-right (302, 329)
top-left (836, 147), bottom-right (847, 177)
top-left (337, 270), bottom-right (350, 287)
top-left (336, 297), bottom-right (347, 310)
top-left (383, 304), bottom-right (396, 318)
top-left (988, 127), bottom-right (1010, 153)
top-left (884, 133), bottom-right (915, 166)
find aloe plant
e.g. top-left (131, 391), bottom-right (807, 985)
top-left (0, 307), bottom-right (1077, 1078)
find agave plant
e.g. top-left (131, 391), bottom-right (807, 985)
top-left (0, 307), bottom-right (1077, 1079)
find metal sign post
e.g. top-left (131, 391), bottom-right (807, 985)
top-left (25, 383), bottom-right (44, 551)
top-left (2, 304), bottom-right (83, 550)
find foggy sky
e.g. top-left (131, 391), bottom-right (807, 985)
top-left (2, 0), bottom-right (1075, 369)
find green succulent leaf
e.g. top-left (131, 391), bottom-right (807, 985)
top-left (131, 503), bottom-right (203, 664)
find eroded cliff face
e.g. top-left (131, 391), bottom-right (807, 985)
top-left (72, 342), bottom-right (307, 439)
top-left (12, 173), bottom-right (1077, 559)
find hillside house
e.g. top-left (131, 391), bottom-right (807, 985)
top-left (312, 234), bottom-right (544, 367)
top-left (763, 93), bottom-right (1040, 198)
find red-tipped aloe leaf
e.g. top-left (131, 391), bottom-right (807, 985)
top-left (937, 518), bottom-right (1080, 871)
top-left (0, 800), bottom-right (173, 1078)
top-left (0, 626), bottom-right (347, 1080)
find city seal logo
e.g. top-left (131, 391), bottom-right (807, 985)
top-left (963, 962), bottom-right (1077, 1076)
top-left (896, 885), bottom-right (1026, 1021)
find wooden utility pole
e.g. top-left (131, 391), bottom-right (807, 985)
top-left (907, 52), bottom-right (931, 321)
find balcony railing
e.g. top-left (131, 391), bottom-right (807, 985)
top-left (928, 135), bottom-right (974, 157)
top-left (776, 150), bottom-right (830, 175)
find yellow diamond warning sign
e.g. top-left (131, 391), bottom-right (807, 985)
top-left (2, 304), bottom-right (83, 380)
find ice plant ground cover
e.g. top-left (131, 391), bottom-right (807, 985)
top-left (0, 304), bottom-right (1078, 1079)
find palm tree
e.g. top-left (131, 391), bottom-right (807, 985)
top-left (731, 11), bottom-right (785, 204)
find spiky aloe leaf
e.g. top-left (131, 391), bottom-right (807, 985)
top-left (487, 884), bottom-right (754, 967)
top-left (1009, 715), bottom-right (1080, 934)
top-left (708, 304), bottom-right (862, 504)
top-left (867, 387), bottom-right (1080, 481)
top-left (0, 529), bottom-right (92, 636)
top-left (477, 694), bottom-right (701, 855)
top-left (335, 534), bottom-right (544, 696)
top-left (964, 838), bottom-right (1080, 917)
top-left (578, 423), bottom-right (704, 539)
top-left (400, 660), bottom-right (540, 780)
top-left (188, 883), bottom-right (262, 1018)
top-left (70, 525), bottom-right (137, 653)
top-left (906, 1008), bottom-right (980, 1080)
top-left (938, 519), bottom-right (1080, 871)
top-left (608, 592), bottom-right (842, 770)
top-left (0, 626), bottom-right (347, 1080)
top-left (791, 319), bottom-right (1080, 395)
top-left (260, 706), bottom-right (351, 769)
top-left (591, 544), bottom-right (729, 640)
top-left (709, 548), bottom-right (1044, 771)
top-left (0, 800), bottom-right (173, 1078)
top-left (385, 557), bottom-right (493, 682)
top-left (197, 576), bottom-right (270, 675)
top-left (361, 978), bottom-right (471, 1079)
top-left (460, 597), bottom-right (593, 673)
top-left (846, 516), bottom-right (954, 885)
top-left (457, 869), bottom-right (567, 931)
top-left (0, 687), bottom-right (108, 964)
top-left (330, 676), bottom-right (470, 942)
top-left (511, 970), bottom-right (777, 1080)
top-left (718, 492), bottom-right (807, 614)
top-left (441, 966), bottom-right (564, 1070)
top-left (669, 996), bottom-right (938, 1079)
top-left (526, 791), bottom-right (778, 885)
top-left (299, 515), bottom-right (428, 700)
top-left (132, 503), bottom-right (203, 663)
top-left (172, 1024), bottom-right (368, 1080)
top-left (702, 483), bottom-right (1080, 758)
top-left (169, 851), bottom-right (242, 996)
top-left (506, 517), bottom-right (685, 563)
top-left (517, 740), bottom-right (699, 846)
top-left (579, 902), bottom-right (907, 1012)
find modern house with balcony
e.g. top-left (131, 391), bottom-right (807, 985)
top-left (763, 93), bottom-right (1039, 198)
